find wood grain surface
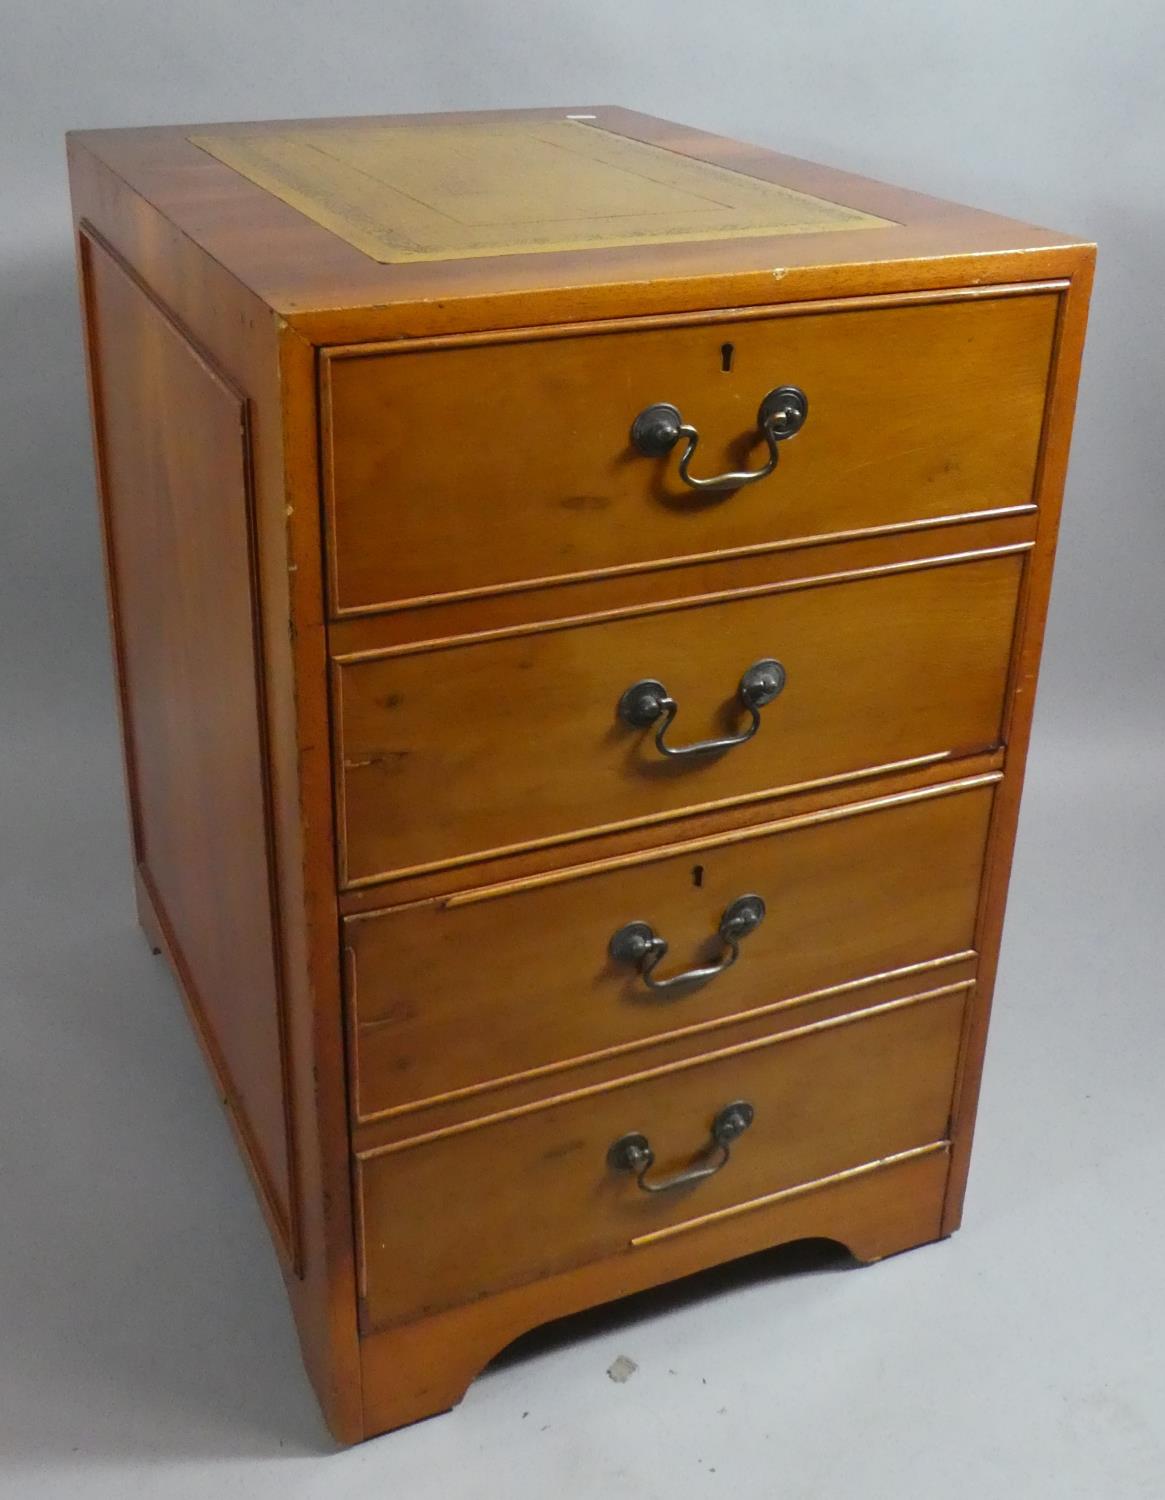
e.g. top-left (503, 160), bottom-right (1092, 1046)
top-left (79, 232), bottom-right (297, 1259)
top-left (347, 779), bottom-right (994, 1121)
top-left (356, 985), bottom-right (966, 1330)
top-left (335, 551), bottom-right (1024, 883)
top-left (68, 107), bottom-right (1091, 343)
top-left (323, 289), bottom-right (1056, 612)
top-left (70, 190), bottom-right (364, 1441)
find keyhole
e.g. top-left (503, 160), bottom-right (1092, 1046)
top-left (720, 343), bottom-right (735, 373)
top-left (692, 864), bottom-right (705, 888)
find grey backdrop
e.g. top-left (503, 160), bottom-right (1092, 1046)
top-left (2, 4), bottom-right (1163, 1496)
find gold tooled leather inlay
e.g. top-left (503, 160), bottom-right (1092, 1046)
top-left (188, 119), bottom-right (894, 263)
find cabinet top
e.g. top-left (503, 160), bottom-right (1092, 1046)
top-left (68, 106), bottom-right (1091, 339)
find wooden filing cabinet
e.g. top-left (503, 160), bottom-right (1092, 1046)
top-left (67, 107), bottom-right (1093, 1443)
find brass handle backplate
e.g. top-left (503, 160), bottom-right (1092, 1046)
top-left (617, 658), bottom-right (786, 759)
top-left (608, 894), bottom-right (766, 995)
top-left (607, 1101), bottom-right (756, 1193)
top-left (630, 385), bottom-right (808, 492)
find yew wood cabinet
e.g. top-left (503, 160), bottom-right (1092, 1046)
top-left (68, 108), bottom-right (1093, 1443)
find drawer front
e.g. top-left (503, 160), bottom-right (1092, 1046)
top-left (322, 292), bottom-right (1056, 613)
top-left (356, 986), bottom-right (966, 1330)
top-left (347, 780), bottom-right (994, 1122)
top-left (335, 551), bottom-right (1022, 884)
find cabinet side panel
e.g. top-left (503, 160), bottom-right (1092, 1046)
top-left (69, 135), bottom-right (363, 1439)
top-left (80, 229), bottom-right (295, 1259)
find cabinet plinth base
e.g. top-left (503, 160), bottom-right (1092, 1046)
top-left (357, 1143), bottom-right (950, 1441)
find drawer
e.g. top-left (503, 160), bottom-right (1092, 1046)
top-left (347, 779), bottom-right (994, 1122)
top-left (335, 550), bottom-right (1022, 884)
top-left (321, 292), bottom-right (1056, 614)
top-left (356, 985), bottom-right (966, 1330)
